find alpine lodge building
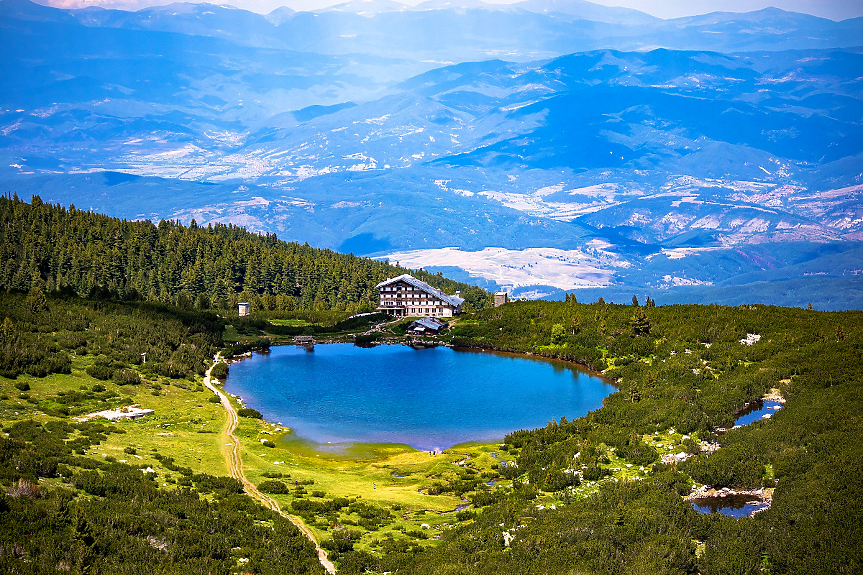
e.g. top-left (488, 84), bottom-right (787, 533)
top-left (375, 274), bottom-right (465, 318)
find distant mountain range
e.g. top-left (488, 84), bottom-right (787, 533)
top-left (2, 0), bottom-right (861, 309)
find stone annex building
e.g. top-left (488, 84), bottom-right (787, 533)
top-left (376, 274), bottom-right (464, 318)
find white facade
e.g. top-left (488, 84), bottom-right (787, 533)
top-left (376, 274), bottom-right (464, 318)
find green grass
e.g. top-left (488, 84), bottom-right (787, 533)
top-left (212, 383), bottom-right (517, 549)
top-left (0, 358), bottom-right (228, 478)
top-left (223, 324), bottom-right (241, 343)
top-left (0, 351), bottom-right (516, 557)
top-left (268, 319), bottom-right (311, 327)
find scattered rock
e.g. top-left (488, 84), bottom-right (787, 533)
top-left (661, 451), bottom-right (691, 464)
top-left (739, 333), bottom-right (761, 346)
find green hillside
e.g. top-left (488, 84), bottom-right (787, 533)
top-left (0, 199), bottom-right (860, 575)
top-left (377, 299), bottom-right (862, 574)
top-left (0, 195), bottom-right (490, 314)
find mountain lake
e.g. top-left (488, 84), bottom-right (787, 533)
top-left (734, 399), bottom-right (783, 427)
top-left (691, 494), bottom-right (771, 518)
top-left (223, 343), bottom-right (616, 453)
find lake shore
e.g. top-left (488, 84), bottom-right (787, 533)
top-left (219, 340), bottom-right (615, 454)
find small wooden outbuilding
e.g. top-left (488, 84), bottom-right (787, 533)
top-left (408, 317), bottom-right (447, 335)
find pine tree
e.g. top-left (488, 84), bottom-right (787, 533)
top-left (0, 196), bottom-right (491, 312)
top-left (629, 307), bottom-right (650, 337)
top-left (26, 286), bottom-right (47, 314)
top-left (571, 314), bottom-right (581, 335)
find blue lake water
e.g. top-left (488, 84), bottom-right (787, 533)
top-left (692, 495), bottom-right (769, 518)
top-left (223, 343), bottom-right (616, 452)
top-left (734, 400), bottom-right (783, 427)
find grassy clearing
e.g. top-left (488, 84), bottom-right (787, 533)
top-left (223, 324), bottom-right (241, 344)
top-left (268, 319), bottom-right (311, 327)
top-left (222, 399), bottom-right (504, 545)
top-left (3, 343), bottom-right (683, 560)
top-left (0, 352), bottom-right (515, 557)
top-left (0, 357), bottom-right (228, 479)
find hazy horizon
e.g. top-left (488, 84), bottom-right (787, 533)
top-left (33, 0), bottom-right (863, 20)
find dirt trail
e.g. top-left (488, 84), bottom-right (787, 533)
top-left (204, 356), bottom-right (336, 574)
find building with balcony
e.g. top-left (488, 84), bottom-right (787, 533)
top-left (376, 274), bottom-right (464, 318)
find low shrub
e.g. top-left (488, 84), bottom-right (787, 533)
top-left (258, 480), bottom-right (290, 494)
top-left (210, 362), bottom-right (229, 379)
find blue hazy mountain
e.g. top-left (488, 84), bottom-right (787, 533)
top-left (50, 0), bottom-right (863, 60)
top-left (511, 0), bottom-right (659, 24)
top-left (1, 0), bottom-right (862, 308)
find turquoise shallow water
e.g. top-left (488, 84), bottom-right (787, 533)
top-left (223, 343), bottom-right (616, 452)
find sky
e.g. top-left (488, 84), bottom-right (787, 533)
top-left (39, 0), bottom-right (863, 20)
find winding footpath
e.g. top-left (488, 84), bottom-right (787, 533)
top-left (203, 355), bottom-right (336, 574)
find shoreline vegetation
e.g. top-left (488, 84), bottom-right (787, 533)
top-left (216, 338), bottom-right (615, 453)
top-left (203, 354), bottom-right (336, 574)
top-left (1, 198), bottom-right (861, 574)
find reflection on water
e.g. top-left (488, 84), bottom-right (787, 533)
top-left (734, 399), bottom-right (783, 427)
top-left (691, 494), bottom-right (769, 518)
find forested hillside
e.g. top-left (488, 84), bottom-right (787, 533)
top-left (0, 290), bottom-right (326, 574)
top-left (0, 195), bottom-right (490, 313)
top-left (0, 291), bottom-right (222, 386)
top-left (0, 198), bottom-right (860, 574)
top-left (371, 300), bottom-right (862, 574)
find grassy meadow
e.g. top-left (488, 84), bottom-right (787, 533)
top-left (0, 346), bottom-right (515, 556)
top-left (1, 287), bottom-right (860, 574)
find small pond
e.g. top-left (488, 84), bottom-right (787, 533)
top-left (223, 343), bottom-right (615, 452)
top-left (691, 494), bottom-right (770, 518)
top-left (734, 399), bottom-right (783, 427)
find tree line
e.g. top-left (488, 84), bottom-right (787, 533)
top-left (0, 195), bottom-right (490, 314)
